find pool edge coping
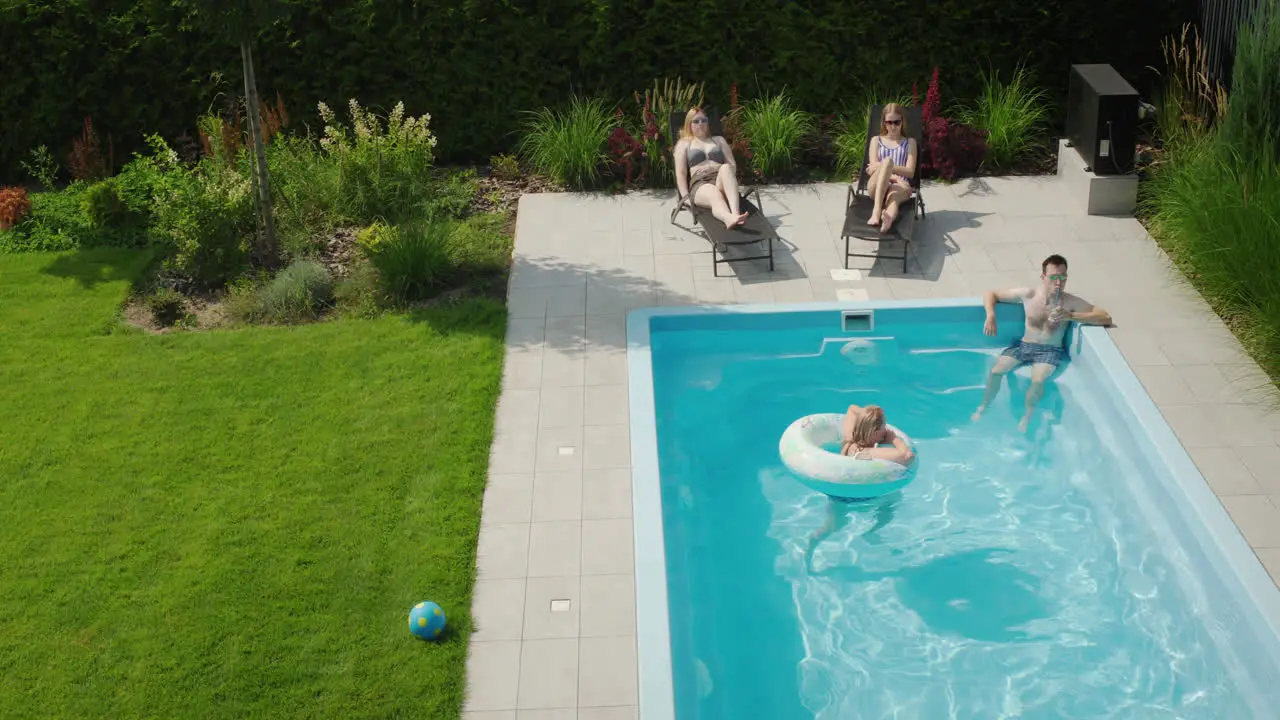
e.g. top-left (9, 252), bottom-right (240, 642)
top-left (625, 299), bottom-right (1280, 719)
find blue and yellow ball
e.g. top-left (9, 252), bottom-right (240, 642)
top-left (409, 601), bottom-right (447, 641)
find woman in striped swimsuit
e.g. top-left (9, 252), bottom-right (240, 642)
top-left (865, 103), bottom-right (918, 234)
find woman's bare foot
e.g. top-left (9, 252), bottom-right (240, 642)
top-left (724, 211), bottom-right (748, 229)
top-left (879, 206), bottom-right (898, 233)
top-left (868, 212), bottom-right (881, 226)
top-left (733, 211), bottom-right (749, 227)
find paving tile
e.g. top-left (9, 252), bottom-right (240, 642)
top-left (582, 469), bottom-right (632, 520)
top-left (1220, 495), bottom-right (1280, 548)
top-left (1133, 366), bottom-right (1197, 405)
top-left (1258, 548), bottom-right (1280, 584)
top-left (582, 518), bottom-right (635, 575)
top-left (577, 708), bottom-right (638, 720)
top-left (532, 472), bottom-right (583, 522)
top-left (482, 474), bottom-right (535, 525)
top-left (585, 352), bottom-right (629, 387)
top-left (539, 387), bottom-right (585, 429)
top-left (1106, 328), bottom-right (1170, 366)
top-left (518, 638), bottom-right (579, 710)
top-left (622, 228), bottom-right (653, 256)
top-left (1235, 445), bottom-right (1280, 493)
top-left (462, 711), bottom-right (517, 720)
top-left (489, 428), bottom-right (539, 475)
top-left (472, 578), bottom-right (527, 642)
top-left (542, 351), bottom-right (586, 388)
top-left (503, 352), bottom-right (545, 391)
top-left (585, 316), bottom-right (627, 353)
top-left (1188, 447), bottom-right (1263, 496)
top-left (1172, 364), bottom-right (1237, 403)
top-left (507, 317), bottom-right (547, 347)
top-left (496, 389), bottom-right (541, 433)
top-left (583, 424), bottom-right (631, 470)
top-left (465, 641), bottom-right (523, 712)
top-left (522, 575), bottom-right (580, 640)
top-left (476, 523), bottom-right (530, 580)
top-left (585, 385), bottom-right (629, 427)
top-left (580, 574), bottom-right (637, 638)
top-left (545, 315), bottom-right (587, 349)
top-left (578, 636), bottom-right (638, 708)
top-left (527, 520), bottom-right (582, 577)
top-left (535, 426), bottom-right (585, 474)
top-left (517, 710), bottom-right (578, 720)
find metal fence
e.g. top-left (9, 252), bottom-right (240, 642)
top-left (1200, 0), bottom-right (1262, 89)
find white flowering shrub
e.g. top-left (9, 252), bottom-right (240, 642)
top-left (316, 99), bottom-right (439, 222)
top-left (146, 134), bottom-right (256, 287)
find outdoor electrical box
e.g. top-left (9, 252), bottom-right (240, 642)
top-left (1066, 64), bottom-right (1139, 175)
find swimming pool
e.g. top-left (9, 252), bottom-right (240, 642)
top-left (626, 300), bottom-right (1280, 720)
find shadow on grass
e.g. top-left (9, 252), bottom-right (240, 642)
top-left (40, 246), bottom-right (156, 289)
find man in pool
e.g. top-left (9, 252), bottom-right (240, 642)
top-left (972, 254), bottom-right (1112, 432)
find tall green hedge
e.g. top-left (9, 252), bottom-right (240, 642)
top-left (1, 0), bottom-right (1195, 182)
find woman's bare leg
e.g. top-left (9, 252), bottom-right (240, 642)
top-left (868, 162), bottom-right (893, 225)
top-left (880, 183), bottom-right (910, 233)
top-left (716, 164), bottom-right (748, 227)
top-left (694, 181), bottom-right (735, 227)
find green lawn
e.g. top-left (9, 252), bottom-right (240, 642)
top-left (0, 248), bottom-right (505, 718)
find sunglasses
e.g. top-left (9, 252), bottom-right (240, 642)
top-left (1047, 274), bottom-right (1068, 281)
top-left (692, 118), bottom-right (708, 125)
top-left (884, 119), bottom-right (902, 126)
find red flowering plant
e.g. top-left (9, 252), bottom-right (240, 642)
top-left (0, 185), bottom-right (32, 230)
top-left (606, 105), bottom-right (647, 189)
top-left (915, 67), bottom-right (988, 181)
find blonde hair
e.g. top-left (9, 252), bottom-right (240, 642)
top-left (850, 405), bottom-right (886, 447)
top-left (880, 103), bottom-right (908, 136)
top-left (679, 107), bottom-right (709, 142)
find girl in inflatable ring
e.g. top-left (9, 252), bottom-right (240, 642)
top-left (841, 404), bottom-right (915, 465)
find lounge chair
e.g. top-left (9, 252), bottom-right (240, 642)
top-left (840, 104), bottom-right (927, 273)
top-left (667, 110), bottom-right (776, 277)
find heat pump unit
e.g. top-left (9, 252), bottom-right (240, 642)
top-left (1066, 64), bottom-right (1138, 175)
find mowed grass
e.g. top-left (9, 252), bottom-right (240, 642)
top-left (0, 249), bottom-right (505, 718)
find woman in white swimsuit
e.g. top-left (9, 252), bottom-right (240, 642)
top-left (865, 103), bottom-right (919, 234)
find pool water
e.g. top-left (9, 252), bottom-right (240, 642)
top-left (648, 312), bottom-right (1280, 719)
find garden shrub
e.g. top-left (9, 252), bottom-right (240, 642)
top-left (490, 154), bottom-right (521, 181)
top-left (357, 218), bottom-right (453, 303)
top-left (0, 186), bottom-right (31, 230)
top-left (740, 91), bottom-right (813, 180)
top-left (8, 185), bottom-right (94, 252)
top-left (424, 169), bottom-right (479, 221)
top-left (333, 260), bottom-right (384, 319)
top-left (268, 135), bottom-right (341, 259)
top-left (147, 137), bottom-right (255, 288)
top-left (959, 64), bottom-right (1051, 169)
top-left (145, 287), bottom-right (187, 327)
top-left (918, 68), bottom-right (989, 180)
top-left (1143, 2), bottom-right (1280, 383)
top-left (67, 116), bottom-right (113, 182)
top-left (518, 96), bottom-right (614, 189)
top-left (20, 146), bottom-right (60, 190)
top-left (317, 99), bottom-right (438, 224)
top-left (82, 178), bottom-right (133, 229)
top-left (260, 259), bottom-right (334, 322)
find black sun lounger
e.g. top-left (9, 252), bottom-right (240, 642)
top-left (841, 104), bottom-right (927, 273)
top-left (667, 109), bottom-right (776, 277)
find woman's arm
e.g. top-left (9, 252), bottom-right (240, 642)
top-left (896, 138), bottom-right (919, 179)
top-left (872, 433), bottom-right (915, 465)
top-left (715, 136), bottom-right (737, 172)
top-left (866, 136), bottom-right (880, 173)
top-left (674, 139), bottom-right (690, 198)
top-left (842, 404), bottom-right (864, 442)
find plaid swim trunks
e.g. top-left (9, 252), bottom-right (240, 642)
top-left (1001, 340), bottom-right (1067, 368)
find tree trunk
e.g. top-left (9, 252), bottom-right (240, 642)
top-left (240, 38), bottom-right (279, 267)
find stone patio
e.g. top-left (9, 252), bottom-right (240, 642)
top-left (462, 177), bottom-right (1280, 719)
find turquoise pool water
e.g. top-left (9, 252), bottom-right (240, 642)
top-left (640, 306), bottom-right (1280, 719)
